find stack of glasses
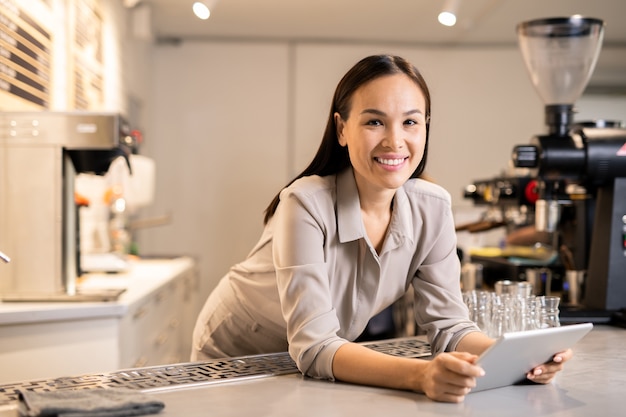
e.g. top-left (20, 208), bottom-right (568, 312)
top-left (462, 280), bottom-right (560, 338)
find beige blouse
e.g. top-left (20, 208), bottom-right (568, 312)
top-left (226, 167), bottom-right (479, 379)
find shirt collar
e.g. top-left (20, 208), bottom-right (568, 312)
top-left (336, 167), bottom-right (415, 247)
top-left (386, 183), bottom-right (415, 249)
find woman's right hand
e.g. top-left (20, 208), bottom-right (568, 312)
top-left (418, 351), bottom-right (485, 403)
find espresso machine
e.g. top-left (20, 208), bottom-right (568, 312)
top-left (510, 17), bottom-right (626, 322)
top-left (0, 112), bottom-right (133, 301)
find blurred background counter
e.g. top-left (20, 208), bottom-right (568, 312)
top-left (0, 257), bottom-right (198, 384)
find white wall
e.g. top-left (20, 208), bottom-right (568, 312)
top-left (577, 95), bottom-right (626, 122)
top-left (137, 40), bottom-right (626, 301)
top-left (138, 42), bottom-right (290, 298)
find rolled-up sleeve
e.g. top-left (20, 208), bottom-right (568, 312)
top-left (272, 185), bottom-right (347, 379)
top-left (410, 187), bottom-right (480, 354)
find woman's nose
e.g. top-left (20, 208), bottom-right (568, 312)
top-left (382, 125), bottom-right (404, 149)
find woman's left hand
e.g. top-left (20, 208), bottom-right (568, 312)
top-left (526, 348), bottom-right (573, 384)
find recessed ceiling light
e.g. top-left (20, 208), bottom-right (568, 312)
top-left (438, 0), bottom-right (460, 27)
top-left (438, 11), bottom-right (457, 27)
top-left (193, 2), bottom-right (211, 20)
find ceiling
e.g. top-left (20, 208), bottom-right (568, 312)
top-left (135, 0), bottom-right (626, 47)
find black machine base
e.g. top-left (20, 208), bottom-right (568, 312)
top-left (559, 304), bottom-right (623, 326)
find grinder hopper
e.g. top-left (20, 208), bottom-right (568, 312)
top-left (517, 16), bottom-right (604, 136)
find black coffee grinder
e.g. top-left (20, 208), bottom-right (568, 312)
top-left (511, 17), bottom-right (626, 323)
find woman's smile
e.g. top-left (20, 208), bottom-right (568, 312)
top-left (374, 156), bottom-right (409, 169)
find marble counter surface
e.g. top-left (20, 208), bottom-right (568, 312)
top-left (149, 325), bottom-right (625, 417)
top-left (0, 257), bottom-right (194, 325)
top-left (0, 325), bottom-right (623, 417)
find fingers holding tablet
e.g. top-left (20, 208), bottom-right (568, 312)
top-left (421, 352), bottom-right (485, 402)
top-left (526, 348), bottom-right (574, 383)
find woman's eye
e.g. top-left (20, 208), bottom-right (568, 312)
top-left (366, 119), bottom-right (383, 126)
top-left (405, 117), bottom-right (425, 126)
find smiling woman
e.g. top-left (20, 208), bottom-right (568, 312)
top-left (189, 54), bottom-right (573, 403)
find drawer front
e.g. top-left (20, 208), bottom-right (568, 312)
top-left (120, 280), bottom-right (183, 368)
top-left (119, 262), bottom-right (199, 368)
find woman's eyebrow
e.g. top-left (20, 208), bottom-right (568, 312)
top-left (360, 108), bottom-right (424, 116)
top-left (360, 108), bottom-right (385, 116)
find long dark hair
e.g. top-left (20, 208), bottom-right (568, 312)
top-left (264, 54), bottom-right (432, 224)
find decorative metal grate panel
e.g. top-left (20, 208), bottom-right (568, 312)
top-left (360, 337), bottom-right (432, 358)
top-left (0, 337), bottom-right (430, 405)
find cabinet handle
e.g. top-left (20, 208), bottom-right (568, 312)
top-left (155, 332), bottom-right (169, 346)
top-left (133, 356), bottom-right (148, 368)
top-left (133, 306), bottom-right (149, 320)
top-left (167, 355), bottom-right (182, 364)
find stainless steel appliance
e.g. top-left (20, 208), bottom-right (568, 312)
top-left (510, 17), bottom-right (626, 315)
top-left (0, 112), bottom-right (132, 301)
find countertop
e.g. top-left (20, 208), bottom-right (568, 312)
top-left (150, 325), bottom-right (625, 417)
top-left (0, 257), bottom-right (194, 325)
top-left (1, 325), bottom-right (623, 417)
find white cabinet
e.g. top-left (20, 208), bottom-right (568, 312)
top-left (0, 257), bottom-right (199, 384)
top-left (119, 265), bottom-right (198, 368)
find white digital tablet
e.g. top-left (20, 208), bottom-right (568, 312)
top-left (472, 322), bottom-right (593, 393)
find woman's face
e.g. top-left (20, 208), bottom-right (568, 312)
top-left (335, 73), bottom-right (427, 197)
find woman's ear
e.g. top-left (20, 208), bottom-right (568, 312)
top-left (335, 112), bottom-right (347, 147)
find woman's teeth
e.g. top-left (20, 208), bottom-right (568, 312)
top-left (376, 157), bottom-right (405, 166)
